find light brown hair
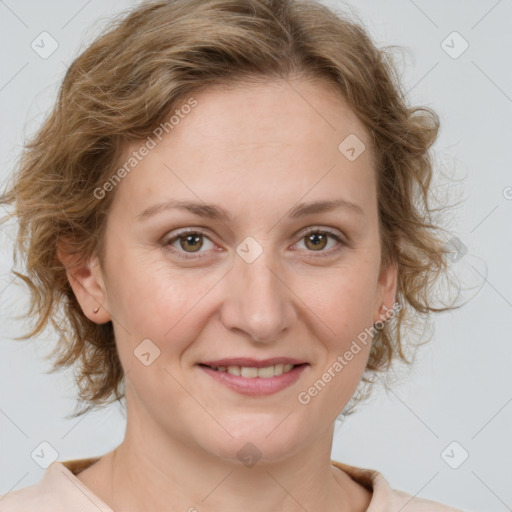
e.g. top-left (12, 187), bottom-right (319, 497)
top-left (0, 0), bottom-right (462, 418)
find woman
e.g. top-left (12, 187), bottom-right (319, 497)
top-left (0, 0), bottom-right (466, 510)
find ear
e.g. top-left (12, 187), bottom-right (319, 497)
top-left (373, 260), bottom-right (398, 325)
top-left (57, 240), bottom-right (111, 324)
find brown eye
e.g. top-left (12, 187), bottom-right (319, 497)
top-left (164, 229), bottom-right (216, 259)
top-left (178, 233), bottom-right (203, 253)
top-left (294, 228), bottom-right (346, 258)
top-left (304, 231), bottom-right (329, 251)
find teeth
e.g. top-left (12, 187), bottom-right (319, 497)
top-left (213, 363), bottom-right (296, 378)
top-left (227, 366), bottom-right (241, 376)
top-left (256, 366), bottom-right (275, 378)
top-left (241, 367), bottom-right (258, 378)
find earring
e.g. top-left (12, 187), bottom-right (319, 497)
top-left (93, 307), bottom-right (100, 314)
top-left (373, 305), bottom-right (385, 329)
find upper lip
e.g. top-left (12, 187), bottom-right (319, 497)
top-left (200, 357), bottom-right (308, 368)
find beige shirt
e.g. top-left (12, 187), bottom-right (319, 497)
top-left (0, 457), bottom-right (466, 511)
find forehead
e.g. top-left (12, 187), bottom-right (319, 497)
top-left (168, 78), bottom-right (372, 156)
top-left (111, 78), bottom-right (376, 222)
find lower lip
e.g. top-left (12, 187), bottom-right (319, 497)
top-left (198, 364), bottom-right (308, 396)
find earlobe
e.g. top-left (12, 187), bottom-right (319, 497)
top-left (374, 261), bottom-right (398, 325)
top-left (57, 241), bottom-right (111, 324)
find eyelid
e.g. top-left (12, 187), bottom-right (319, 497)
top-left (294, 225), bottom-right (344, 241)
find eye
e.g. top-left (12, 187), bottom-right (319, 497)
top-left (292, 228), bottom-right (346, 257)
top-left (163, 228), bottom-right (216, 259)
top-left (163, 227), bottom-right (346, 261)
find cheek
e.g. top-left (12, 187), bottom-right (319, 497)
top-left (303, 262), bottom-right (379, 333)
top-left (300, 271), bottom-right (376, 408)
top-left (106, 252), bottom-right (221, 354)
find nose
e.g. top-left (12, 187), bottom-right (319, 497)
top-left (219, 247), bottom-right (297, 343)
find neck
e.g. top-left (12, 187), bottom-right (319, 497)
top-left (77, 393), bottom-right (371, 512)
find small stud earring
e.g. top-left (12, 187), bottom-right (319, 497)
top-left (93, 307), bottom-right (100, 314)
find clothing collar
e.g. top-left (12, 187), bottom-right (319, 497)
top-left (38, 457), bottom-right (391, 512)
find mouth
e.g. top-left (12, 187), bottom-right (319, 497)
top-left (197, 360), bottom-right (309, 396)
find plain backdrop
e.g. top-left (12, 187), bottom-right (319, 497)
top-left (1, 1), bottom-right (511, 511)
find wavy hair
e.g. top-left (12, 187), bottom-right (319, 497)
top-left (0, 0), bottom-right (463, 418)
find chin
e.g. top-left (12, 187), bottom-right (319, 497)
top-left (199, 416), bottom-right (312, 466)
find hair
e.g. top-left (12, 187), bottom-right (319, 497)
top-left (0, 0), bottom-right (464, 419)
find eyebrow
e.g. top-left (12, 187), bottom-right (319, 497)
top-left (136, 198), bottom-right (365, 222)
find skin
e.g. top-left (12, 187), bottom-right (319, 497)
top-left (59, 76), bottom-right (397, 512)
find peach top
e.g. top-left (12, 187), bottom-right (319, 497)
top-left (0, 457), bottom-right (466, 511)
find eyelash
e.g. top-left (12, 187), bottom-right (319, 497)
top-left (163, 227), bottom-right (346, 260)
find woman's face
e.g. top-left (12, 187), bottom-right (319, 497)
top-left (74, 78), bottom-right (396, 463)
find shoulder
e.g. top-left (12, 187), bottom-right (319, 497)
top-left (0, 457), bottom-right (109, 512)
top-left (388, 488), bottom-right (467, 511)
top-left (0, 481), bottom-right (57, 510)
top-left (331, 459), bottom-right (467, 511)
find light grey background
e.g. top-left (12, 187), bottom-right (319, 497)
top-left (1, 1), bottom-right (511, 510)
